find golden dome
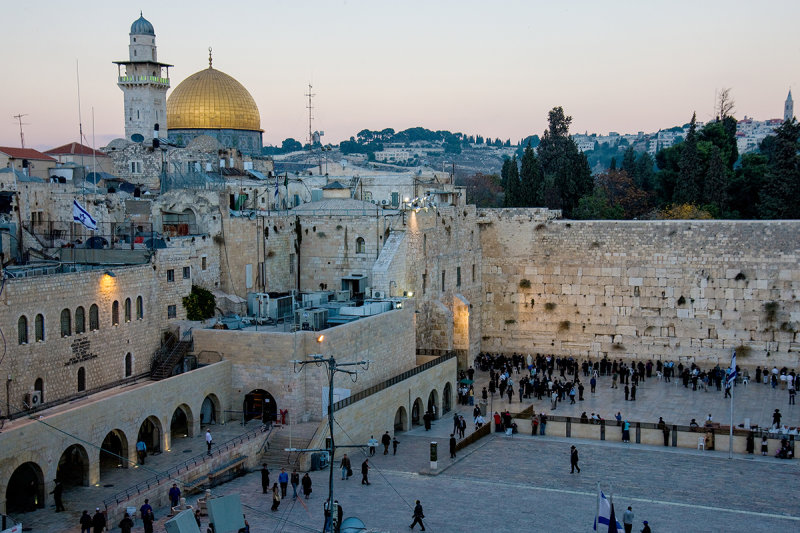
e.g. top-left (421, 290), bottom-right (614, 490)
top-left (167, 66), bottom-right (261, 131)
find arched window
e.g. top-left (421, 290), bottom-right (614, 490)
top-left (112, 301), bottom-right (119, 326)
top-left (60, 309), bottom-right (72, 337)
top-left (35, 314), bottom-right (45, 342)
top-left (17, 316), bottom-right (28, 345)
top-left (89, 304), bottom-right (99, 331)
top-left (136, 296), bottom-right (143, 319)
top-left (356, 237), bottom-right (366, 254)
top-left (77, 367), bottom-right (86, 392)
top-left (125, 353), bottom-right (132, 377)
top-left (75, 306), bottom-right (86, 334)
top-left (124, 298), bottom-right (132, 323)
top-left (34, 378), bottom-right (44, 403)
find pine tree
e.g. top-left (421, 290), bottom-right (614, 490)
top-left (703, 146), bottom-right (728, 215)
top-left (675, 113), bottom-right (700, 204)
top-left (759, 119), bottom-right (800, 218)
top-left (504, 156), bottom-right (520, 207)
top-left (519, 143), bottom-right (543, 206)
top-left (621, 147), bottom-right (636, 177)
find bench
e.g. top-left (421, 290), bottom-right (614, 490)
top-left (207, 456), bottom-right (247, 485)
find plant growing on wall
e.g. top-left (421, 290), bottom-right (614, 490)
top-left (558, 320), bottom-right (570, 332)
top-left (519, 279), bottom-right (531, 289)
top-left (735, 345), bottom-right (751, 358)
top-left (182, 285), bottom-right (216, 321)
top-left (764, 301), bottom-right (779, 322)
top-left (505, 319), bottom-right (516, 324)
top-left (677, 295), bottom-right (686, 306)
top-left (544, 302), bottom-right (556, 311)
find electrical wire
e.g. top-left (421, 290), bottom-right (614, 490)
top-left (240, 502), bottom-right (317, 533)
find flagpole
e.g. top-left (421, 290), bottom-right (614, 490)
top-left (595, 482), bottom-right (600, 531)
top-left (728, 349), bottom-right (735, 459)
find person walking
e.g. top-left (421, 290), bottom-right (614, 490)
top-left (270, 483), bottom-right (281, 512)
top-left (790, 386), bottom-right (796, 405)
top-left (361, 459), bottom-right (371, 485)
top-left (340, 454), bottom-right (352, 480)
top-left (261, 464), bottom-right (270, 494)
top-left (301, 472), bottom-right (312, 499)
top-left (773, 409), bottom-right (782, 429)
top-left (50, 479), bottom-right (65, 512)
top-left (382, 431), bottom-right (391, 455)
top-left (278, 468), bottom-right (289, 498)
top-left (91, 508), bottom-right (106, 533)
top-left (657, 417), bottom-right (670, 446)
top-left (392, 436), bottom-right (400, 455)
top-left (409, 499), bottom-right (426, 531)
top-left (80, 510), bottom-right (93, 533)
top-left (570, 445), bottom-right (580, 473)
top-left (205, 429), bottom-right (213, 455)
top-left (118, 512), bottom-right (134, 533)
top-left (368, 435), bottom-right (378, 456)
top-left (641, 520), bottom-right (651, 533)
top-left (290, 469), bottom-right (300, 500)
top-left (168, 483), bottom-right (181, 508)
top-left (624, 384), bottom-right (629, 401)
top-left (136, 439), bottom-right (147, 465)
top-left (622, 506), bottom-right (635, 533)
top-left (140, 499), bottom-right (154, 533)
top-left (449, 434), bottom-right (457, 458)
top-left (630, 384), bottom-right (637, 401)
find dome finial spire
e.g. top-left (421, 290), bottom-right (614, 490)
top-left (208, 47), bottom-right (213, 69)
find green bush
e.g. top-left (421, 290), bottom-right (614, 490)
top-left (183, 285), bottom-right (216, 321)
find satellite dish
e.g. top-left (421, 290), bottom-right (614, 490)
top-left (131, 133), bottom-right (144, 143)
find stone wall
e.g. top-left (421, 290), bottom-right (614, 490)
top-left (0, 264), bottom-right (163, 407)
top-left (479, 213), bottom-right (800, 368)
top-left (154, 236), bottom-right (220, 320)
top-left (191, 305), bottom-right (417, 423)
top-left (0, 361), bottom-right (232, 515)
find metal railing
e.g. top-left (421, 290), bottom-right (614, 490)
top-left (22, 220), bottom-right (158, 251)
top-left (7, 372), bottom-right (150, 420)
top-left (103, 424), bottom-right (273, 508)
top-left (332, 351), bottom-right (456, 412)
top-left (118, 75), bottom-right (169, 85)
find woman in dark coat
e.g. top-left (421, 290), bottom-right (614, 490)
top-left (746, 432), bottom-right (755, 454)
top-left (301, 473), bottom-right (312, 499)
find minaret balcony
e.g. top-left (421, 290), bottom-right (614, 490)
top-left (118, 75), bottom-right (170, 87)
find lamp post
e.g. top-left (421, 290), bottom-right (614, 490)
top-left (290, 336), bottom-right (371, 533)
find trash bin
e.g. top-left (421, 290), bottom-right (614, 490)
top-left (479, 399), bottom-right (487, 417)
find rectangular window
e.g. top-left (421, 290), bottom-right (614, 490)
top-left (183, 266), bottom-right (191, 279)
top-left (457, 266), bottom-right (461, 287)
top-left (441, 270), bottom-right (446, 292)
top-left (289, 253), bottom-right (295, 274)
top-left (167, 305), bottom-right (176, 318)
top-left (201, 256), bottom-right (207, 271)
top-left (130, 161), bottom-right (142, 174)
top-left (167, 269), bottom-right (175, 282)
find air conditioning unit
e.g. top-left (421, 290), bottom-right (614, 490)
top-left (380, 199), bottom-right (389, 206)
top-left (372, 290), bottom-right (386, 299)
top-left (26, 391), bottom-right (42, 408)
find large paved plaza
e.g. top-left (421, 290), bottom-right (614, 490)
top-left (14, 369), bottom-right (799, 533)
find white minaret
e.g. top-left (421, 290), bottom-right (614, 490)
top-left (785, 90), bottom-right (794, 122)
top-left (113, 13), bottom-right (171, 141)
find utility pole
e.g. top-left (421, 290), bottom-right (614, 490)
top-left (12, 114), bottom-right (29, 148)
top-left (290, 338), bottom-right (371, 532)
top-left (306, 84), bottom-right (315, 148)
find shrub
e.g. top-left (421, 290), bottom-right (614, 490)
top-left (182, 285), bottom-right (216, 321)
top-left (558, 320), bottom-right (570, 332)
top-left (505, 319), bottom-right (516, 324)
top-left (544, 302), bottom-right (556, 311)
top-left (764, 301), bottom-right (779, 322)
top-left (519, 279), bottom-right (531, 289)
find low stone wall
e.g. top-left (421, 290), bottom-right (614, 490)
top-left (511, 415), bottom-right (797, 459)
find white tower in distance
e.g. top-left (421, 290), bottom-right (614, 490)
top-left (113, 13), bottom-right (171, 141)
top-left (785, 90), bottom-right (794, 122)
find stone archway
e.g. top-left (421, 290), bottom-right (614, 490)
top-left (200, 394), bottom-right (221, 426)
top-left (244, 389), bottom-right (277, 423)
top-left (427, 389), bottom-right (440, 419)
top-left (394, 406), bottom-right (408, 432)
top-left (411, 397), bottom-right (424, 426)
top-left (138, 416), bottom-right (163, 454)
top-left (100, 429), bottom-right (129, 475)
top-left (57, 444), bottom-right (90, 487)
top-left (443, 382), bottom-right (453, 413)
top-left (6, 462), bottom-right (45, 513)
top-left (170, 404), bottom-right (194, 440)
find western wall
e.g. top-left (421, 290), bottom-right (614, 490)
top-left (478, 210), bottom-right (800, 368)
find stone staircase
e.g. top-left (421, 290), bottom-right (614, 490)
top-left (151, 340), bottom-right (191, 380)
top-left (259, 421), bottom-right (321, 469)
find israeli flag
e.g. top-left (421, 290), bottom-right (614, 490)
top-left (727, 350), bottom-right (737, 386)
top-left (594, 491), bottom-right (623, 532)
top-left (72, 200), bottom-right (97, 231)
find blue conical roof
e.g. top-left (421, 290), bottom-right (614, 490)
top-left (130, 12), bottom-right (155, 36)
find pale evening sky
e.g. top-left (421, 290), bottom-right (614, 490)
top-left (1, 0), bottom-right (798, 151)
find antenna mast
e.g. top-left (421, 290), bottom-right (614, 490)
top-left (305, 84), bottom-right (314, 147)
top-left (12, 114), bottom-right (29, 148)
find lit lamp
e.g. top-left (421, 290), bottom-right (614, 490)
top-left (104, 270), bottom-right (116, 278)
